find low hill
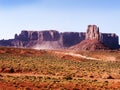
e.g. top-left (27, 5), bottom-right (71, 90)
top-left (70, 40), bottom-right (108, 51)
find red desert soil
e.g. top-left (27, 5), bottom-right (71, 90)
top-left (0, 47), bottom-right (120, 89)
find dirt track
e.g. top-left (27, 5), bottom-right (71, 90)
top-left (54, 51), bottom-right (102, 60)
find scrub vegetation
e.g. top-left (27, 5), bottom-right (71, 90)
top-left (0, 47), bottom-right (120, 89)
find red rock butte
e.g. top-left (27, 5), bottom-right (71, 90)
top-left (0, 25), bottom-right (119, 50)
top-left (86, 25), bottom-right (100, 40)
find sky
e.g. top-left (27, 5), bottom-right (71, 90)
top-left (0, 0), bottom-right (120, 43)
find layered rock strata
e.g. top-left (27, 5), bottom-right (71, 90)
top-left (70, 25), bottom-right (119, 50)
top-left (0, 25), bottom-right (119, 50)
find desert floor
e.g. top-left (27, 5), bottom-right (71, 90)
top-left (0, 47), bottom-right (120, 89)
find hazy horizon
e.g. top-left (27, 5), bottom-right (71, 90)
top-left (0, 0), bottom-right (120, 43)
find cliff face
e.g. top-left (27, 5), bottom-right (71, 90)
top-left (70, 25), bottom-right (119, 50)
top-left (85, 25), bottom-right (119, 49)
top-left (13, 30), bottom-right (63, 49)
top-left (70, 25), bottom-right (108, 51)
top-left (3, 30), bottom-right (85, 49)
top-left (86, 25), bottom-right (100, 40)
top-left (0, 25), bottom-right (119, 50)
top-left (62, 32), bottom-right (85, 47)
top-left (100, 33), bottom-right (119, 49)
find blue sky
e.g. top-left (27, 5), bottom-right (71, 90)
top-left (0, 0), bottom-right (120, 43)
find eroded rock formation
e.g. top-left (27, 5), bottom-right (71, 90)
top-left (70, 25), bottom-right (119, 50)
top-left (86, 25), bottom-right (100, 40)
top-left (100, 33), bottom-right (119, 49)
top-left (1, 30), bottom-right (85, 49)
top-left (0, 25), bottom-right (119, 50)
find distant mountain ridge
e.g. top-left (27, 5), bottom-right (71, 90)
top-left (0, 25), bottom-right (119, 50)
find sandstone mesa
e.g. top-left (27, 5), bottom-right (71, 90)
top-left (0, 25), bottom-right (119, 50)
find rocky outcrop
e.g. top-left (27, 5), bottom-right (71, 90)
top-left (70, 25), bottom-right (119, 51)
top-left (86, 25), bottom-right (100, 40)
top-left (13, 30), bottom-right (63, 49)
top-left (0, 25), bottom-right (119, 50)
top-left (62, 32), bottom-right (85, 47)
top-left (1, 30), bottom-right (85, 49)
top-left (85, 25), bottom-right (119, 49)
top-left (100, 33), bottom-right (119, 49)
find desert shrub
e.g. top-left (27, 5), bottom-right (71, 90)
top-left (63, 75), bottom-right (73, 80)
